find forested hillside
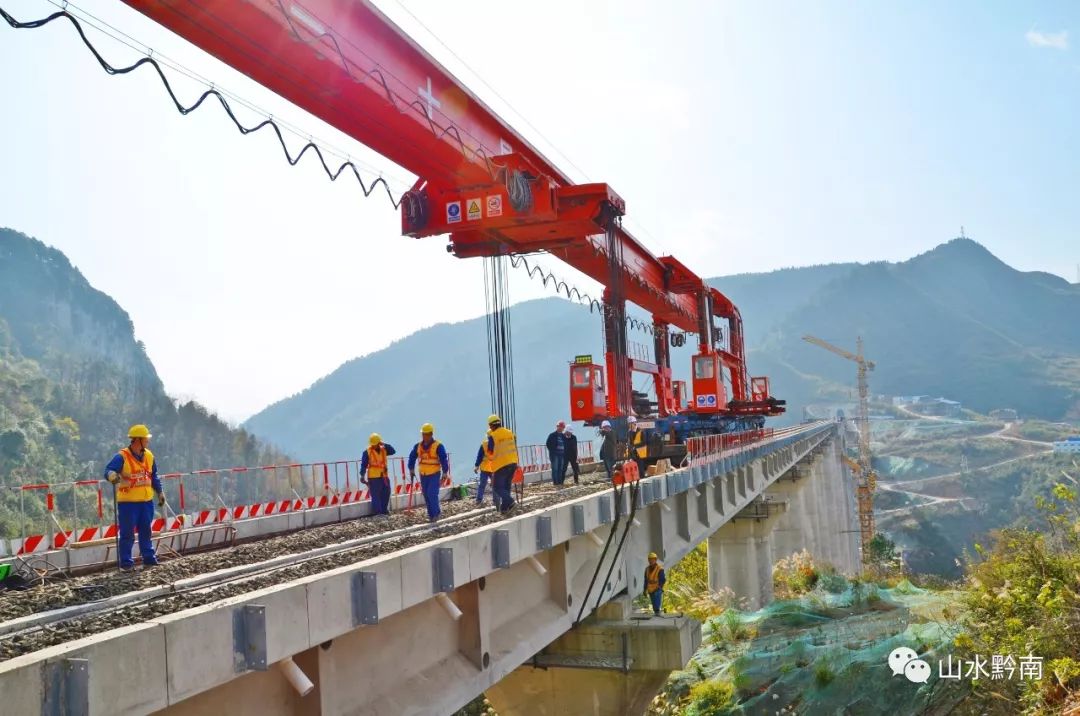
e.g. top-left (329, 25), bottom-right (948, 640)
top-left (0, 229), bottom-right (287, 539)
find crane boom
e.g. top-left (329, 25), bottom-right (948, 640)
top-left (119, 0), bottom-right (701, 328)
top-left (801, 334), bottom-right (875, 370)
top-left (116, 0), bottom-right (782, 422)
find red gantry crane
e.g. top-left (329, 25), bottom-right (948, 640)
top-left (48, 1), bottom-right (785, 453)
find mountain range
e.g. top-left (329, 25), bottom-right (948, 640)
top-left (246, 237), bottom-right (1080, 462)
top-left (2, 225), bottom-right (1075, 480)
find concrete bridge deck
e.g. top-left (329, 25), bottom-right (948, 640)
top-left (0, 421), bottom-right (858, 716)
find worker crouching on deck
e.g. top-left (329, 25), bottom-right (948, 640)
top-left (487, 415), bottom-right (518, 515)
top-left (104, 424), bottom-right (165, 570)
top-left (643, 552), bottom-right (666, 615)
top-left (408, 423), bottom-right (449, 522)
top-left (361, 433), bottom-right (396, 516)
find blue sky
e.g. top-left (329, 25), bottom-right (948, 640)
top-left (1, 0), bottom-right (1077, 420)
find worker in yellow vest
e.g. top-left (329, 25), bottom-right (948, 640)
top-left (486, 414), bottom-right (519, 514)
top-left (628, 416), bottom-right (648, 479)
top-left (643, 552), bottom-right (666, 615)
top-left (103, 424), bottom-right (165, 570)
top-left (408, 423), bottom-right (449, 522)
top-left (360, 433), bottom-right (397, 516)
top-left (473, 439), bottom-right (495, 505)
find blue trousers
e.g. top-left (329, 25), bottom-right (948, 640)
top-left (117, 500), bottom-right (156, 568)
top-left (492, 464), bottom-right (517, 513)
top-left (550, 454), bottom-right (567, 485)
top-left (649, 589), bottom-right (663, 615)
top-left (476, 471), bottom-right (491, 503)
top-left (603, 457), bottom-right (616, 482)
top-left (419, 473), bottom-right (442, 520)
top-left (368, 477), bottom-right (390, 515)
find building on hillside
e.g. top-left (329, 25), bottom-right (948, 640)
top-left (1053, 437), bottom-right (1080, 454)
top-left (917, 398), bottom-right (963, 417)
top-left (989, 408), bottom-right (1019, 422)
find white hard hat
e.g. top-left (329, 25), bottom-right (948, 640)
top-left (627, 416), bottom-right (638, 424)
top-left (600, 420), bottom-right (612, 429)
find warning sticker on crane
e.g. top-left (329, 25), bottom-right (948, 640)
top-left (486, 195), bottom-right (503, 217)
top-left (446, 201), bottom-right (461, 224)
top-left (696, 395), bottom-right (717, 407)
top-left (466, 198), bottom-right (482, 221)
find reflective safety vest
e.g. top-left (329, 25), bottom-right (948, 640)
top-left (416, 440), bottom-right (443, 476)
top-left (645, 563), bottom-right (663, 594)
top-left (490, 427), bottom-right (518, 471)
top-left (117, 447), bottom-right (155, 503)
top-left (631, 429), bottom-right (647, 459)
top-left (479, 441), bottom-right (495, 473)
top-left (367, 446), bottom-right (388, 478)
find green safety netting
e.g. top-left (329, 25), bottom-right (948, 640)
top-left (662, 581), bottom-right (970, 715)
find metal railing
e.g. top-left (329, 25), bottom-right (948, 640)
top-left (2, 440), bottom-right (596, 556)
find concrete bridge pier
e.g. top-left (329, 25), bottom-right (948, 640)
top-left (706, 506), bottom-right (783, 609)
top-left (797, 455), bottom-right (825, 563)
top-left (824, 438), bottom-right (863, 573)
top-left (484, 597), bottom-right (700, 716)
top-left (764, 469), bottom-right (811, 563)
top-left (809, 451), bottom-right (841, 569)
top-left (816, 440), bottom-right (859, 574)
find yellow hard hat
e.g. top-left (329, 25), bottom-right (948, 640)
top-left (648, 552), bottom-right (658, 560)
top-left (421, 422), bottom-right (435, 434)
top-left (369, 433), bottom-right (382, 446)
top-left (487, 414), bottom-right (501, 426)
top-left (128, 424), bottom-right (152, 439)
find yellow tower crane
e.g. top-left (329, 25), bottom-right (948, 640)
top-left (802, 334), bottom-right (877, 559)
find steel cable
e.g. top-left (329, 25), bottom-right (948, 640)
top-left (0, 5), bottom-right (404, 206)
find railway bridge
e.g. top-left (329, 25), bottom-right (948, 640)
top-left (0, 420), bottom-right (859, 716)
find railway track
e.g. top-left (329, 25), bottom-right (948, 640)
top-left (0, 478), bottom-right (613, 661)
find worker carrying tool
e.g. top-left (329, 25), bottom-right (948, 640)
top-left (361, 433), bottom-right (397, 516)
top-left (473, 439), bottom-right (495, 505)
top-left (408, 423), bottom-right (449, 522)
top-left (643, 552), bottom-right (666, 615)
top-left (628, 416), bottom-right (647, 479)
top-left (103, 424), bottom-right (164, 570)
top-left (486, 415), bottom-right (519, 514)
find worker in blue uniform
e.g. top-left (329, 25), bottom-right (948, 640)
top-left (360, 433), bottom-right (396, 516)
top-left (103, 424), bottom-right (164, 570)
top-left (408, 423), bottom-right (449, 522)
top-left (546, 420), bottom-right (568, 486)
top-left (473, 439), bottom-right (494, 505)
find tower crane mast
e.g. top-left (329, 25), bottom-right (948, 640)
top-left (802, 334), bottom-right (876, 559)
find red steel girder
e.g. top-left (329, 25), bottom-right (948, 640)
top-left (121, 0), bottom-right (703, 330)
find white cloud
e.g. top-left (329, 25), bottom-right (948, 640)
top-left (1026, 29), bottom-right (1068, 50)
